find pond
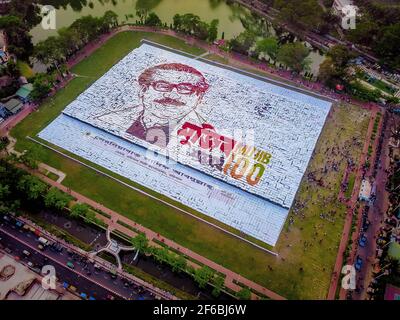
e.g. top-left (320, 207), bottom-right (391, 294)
top-left (29, 1), bottom-right (325, 86)
top-left (30, 0), bottom-right (248, 43)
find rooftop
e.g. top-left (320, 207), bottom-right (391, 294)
top-left (15, 83), bottom-right (33, 99)
top-left (3, 98), bottom-right (23, 114)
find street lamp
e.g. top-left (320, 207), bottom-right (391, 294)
top-left (374, 269), bottom-right (389, 280)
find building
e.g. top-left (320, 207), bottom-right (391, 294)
top-left (0, 252), bottom-right (79, 300)
top-left (332, 0), bottom-right (354, 16)
top-left (15, 83), bottom-right (33, 103)
top-left (384, 284), bottom-right (400, 300)
top-left (0, 98), bottom-right (23, 117)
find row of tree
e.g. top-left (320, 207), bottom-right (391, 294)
top-left (345, 1), bottom-right (400, 70)
top-left (273, 0), bottom-right (338, 35)
top-left (34, 11), bottom-right (118, 74)
top-left (318, 44), bottom-right (400, 104)
top-left (129, 232), bottom-right (228, 298)
top-left (229, 30), bottom-right (312, 73)
top-left (172, 13), bottom-right (219, 43)
top-left (0, 158), bottom-right (72, 216)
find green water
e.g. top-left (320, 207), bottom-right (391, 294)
top-left (29, 0), bottom-right (325, 74)
top-left (30, 0), bottom-right (248, 44)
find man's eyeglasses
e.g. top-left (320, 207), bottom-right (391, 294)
top-left (151, 81), bottom-right (198, 95)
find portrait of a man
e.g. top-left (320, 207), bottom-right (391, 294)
top-left (95, 63), bottom-right (209, 148)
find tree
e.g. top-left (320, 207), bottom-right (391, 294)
top-left (9, 0), bottom-right (41, 29)
top-left (277, 42), bottom-right (311, 73)
top-left (103, 10), bottom-right (119, 29)
top-left (318, 45), bottom-right (355, 87)
top-left (144, 12), bottom-right (162, 27)
top-left (83, 209), bottom-right (96, 223)
top-left (17, 175), bottom-right (47, 200)
top-left (193, 266), bottom-right (214, 289)
top-left (30, 73), bottom-right (55, 101)
top-left (255, 37), bottom-right (279, 62)
top-left (207, 19), bottom-right (219, 43)
top-left (374, 23), bottom-right (400, 69)
top-left (136, 8), bottom-right (149, 24)
top-left (34, 36), bottom-right (66, 76)
top-left (173, 14), bottom-right (182, 30)
top-left (236, 286), bottom-right (251, 300)
top-left (131, 233), bottom-right (149, 253)
top-left (18, 144), bottom-right (44, 169)
top-left (152, 246), bottom-right (170, 264)
top-left (171, 254), bottom-right (187, 273)
top-left (318, 58), bottom-right (339, 87)
top-left (0, 136), bottom-right (9, 153)
top-left (58, 27), bottom-right (82, 55)
top-left (44, 188), bottom-right (71, 210)
top-left (211, 275), bottom-right (225, 298)
top-left (70, 203), bottom-right (89, 218)
top-left (0, 15), bottom-right (33, 60)
top-left (274, 0), bottom-right (324, 31)
top-left (172, 13), bottom-right (211, 41)
top-left (346, 17), bottom-right (378, 47)
top-left (327, 45), bottom-right (355, 69)
top-left (229, 30), bottom-right (256, 55)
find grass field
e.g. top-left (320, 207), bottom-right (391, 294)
top-left (345, 173), bottom-right (356, 199)
top-left (11, 31), bottom-right (371, 299)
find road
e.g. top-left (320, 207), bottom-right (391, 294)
top-left (351, 113), bottom-right (392, 300)
top-left (0, 215), bottom-right (156, 300)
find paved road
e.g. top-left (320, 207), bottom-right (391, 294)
top-left (351, 113), bottom-right (392, 300)
top-left (0, 216), bottom-right (155, 300)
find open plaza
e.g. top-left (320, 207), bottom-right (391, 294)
top-left (38, 42), bottom-right (331, 246)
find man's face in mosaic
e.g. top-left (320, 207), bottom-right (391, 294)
top-left (139, 64), bottom-right (208, 126)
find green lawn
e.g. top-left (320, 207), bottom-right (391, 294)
top-left (345, 173), bottom-right (356, 199)
top-left (11, 31), bottom-right (371, 299)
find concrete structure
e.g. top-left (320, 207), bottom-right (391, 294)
top-left (332, 0), bottom-right (354, 16)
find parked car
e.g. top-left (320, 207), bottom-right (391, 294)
top-left (355, 256), bottom-right (363, 271)
top-left (359, 235), bottom-right (367, 247)
top-left (38, 237), bottom-right (50, 246)
top-left (67, 261), bottom-right (75, 269)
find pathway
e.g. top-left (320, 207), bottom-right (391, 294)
top-left (327, 106), bottom-right (380, 299)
